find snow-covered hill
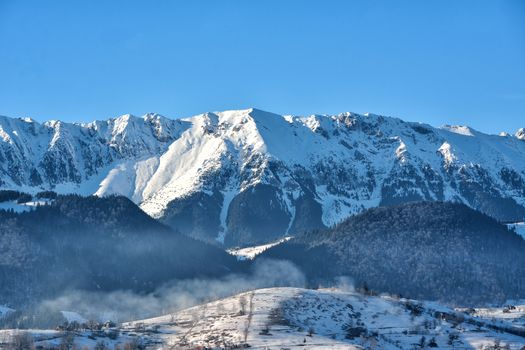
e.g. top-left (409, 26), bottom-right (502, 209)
top-left (1, 109), bottom-right (525, 245)
top-left (2, 288), bottom-right (524, 349)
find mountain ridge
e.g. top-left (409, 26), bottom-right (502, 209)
top-left (1, 108), bottom-right (525, 245)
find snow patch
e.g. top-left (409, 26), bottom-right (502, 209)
top-left (438, 141), bottom-right (456, 166)
top-left (508, 222), bottom-right (525, 239)
top-left (227, 237), bottom-right (292, 260)
top-left (516, 128), bottom-right (525, 140)
top-left (0, 305), bottom-right (14, 318)
top-left (442, 124), bottom-right (475, 136)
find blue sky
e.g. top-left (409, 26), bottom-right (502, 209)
top-left (0, 0), bottom-right (524, 134)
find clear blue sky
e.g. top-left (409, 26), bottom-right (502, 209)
top-left (1, 0), bottom-right (524, 134)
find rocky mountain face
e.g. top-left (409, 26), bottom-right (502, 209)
top-left (1, 109), bottom-right (525, 246)
top-left (0, 113), bottom-right (187, 191)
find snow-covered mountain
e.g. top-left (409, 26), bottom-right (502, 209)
top-left (2, 287), bottom-right (524, 349)
top-left (1, 108), bottom-right (525, 245)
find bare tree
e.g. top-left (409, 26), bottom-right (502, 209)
top-left (58, 332), bottom-right (76, 350)
top-left (238, 295), bottom-right (247, 316)
top-left (7, 332), bottom-right (35, 350)
top-left (307, 327), bottom-right (315, 337)
top-left (94, 340), bottom-right (108, 350)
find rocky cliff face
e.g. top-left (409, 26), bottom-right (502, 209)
top-left (1, 108), bottom-right (524, 245)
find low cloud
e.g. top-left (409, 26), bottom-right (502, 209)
top-left (40, 259), bottom-right (305, 323)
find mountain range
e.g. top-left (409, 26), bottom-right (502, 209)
top-left (1, 108), bottom-right (524, 246)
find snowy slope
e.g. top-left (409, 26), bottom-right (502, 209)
top-left (227, 237), bottom-right (292, 260)
top-left (2, 288), bottom-right (524, 349)
top-left (0, 200), bottom-right (51, 213)
top-left (0, 306), bottom-right (13, 319)
top-left (508, 223), bottom-right (525, 239)
top-left (1, 109), bottom-right (525, 245)
top-left (115, 287), bottom-right (525, 349)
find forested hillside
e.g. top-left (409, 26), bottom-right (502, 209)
top-left (262, 201), bottom-right (525, 305)
top-left (0, 195), bottom-right (241, 307)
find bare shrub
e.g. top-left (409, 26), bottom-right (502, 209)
top-left (7, 332), bottom-right (35, 350)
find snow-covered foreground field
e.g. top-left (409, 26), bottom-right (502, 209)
top-left (1, 287), bottom-right (525, 349)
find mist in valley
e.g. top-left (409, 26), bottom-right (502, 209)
top-left (1, 259), bottom-right (305, 328)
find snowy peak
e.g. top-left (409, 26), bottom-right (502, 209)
top-left (441, 124), bottom-right (476, 136)
top-left (516, 128), bottom-right (525, 140)
top-left (90, 113), bottom-right (187, 155)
